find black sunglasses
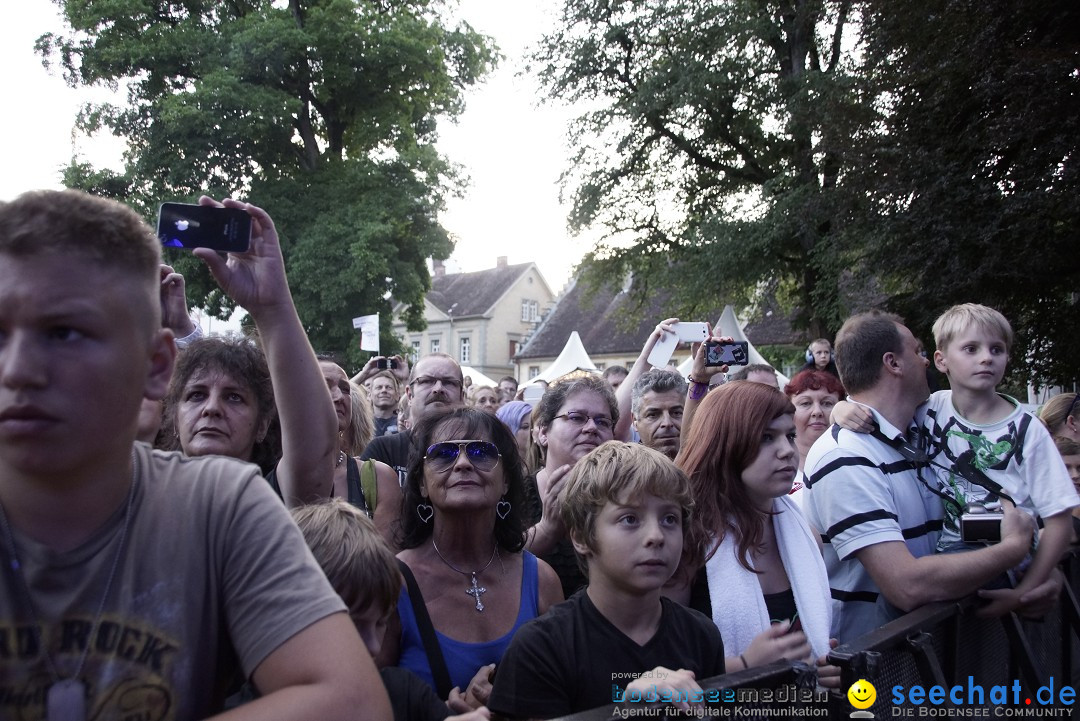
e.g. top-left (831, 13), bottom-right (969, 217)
top-left (424, 440), bottom-right (501, 472)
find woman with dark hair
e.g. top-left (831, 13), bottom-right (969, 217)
top-left (527, 373), bottom-right (618, 598)
top-left (161, 336), bottom-right (278, 472)
top-left (382, 408), bottom-right (563, 704)
top-left (675, 381), bottom-right (839, 687)
top-left (158, 197), bottom-right (337, 506)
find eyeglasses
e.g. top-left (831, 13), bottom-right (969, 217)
top-left (424, 440), bottom-right (501, 472)
top-left (553, 412), bottom-right (614, 431)
top-left (410, 376), bottom-right (462, 391)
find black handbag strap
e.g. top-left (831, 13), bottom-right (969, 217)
top-left (398, 559), bottom-right (453, 698)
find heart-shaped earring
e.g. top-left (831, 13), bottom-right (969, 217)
top-left (416, 503), bottom-right (434, 524)
top-left (496, 499), bottom-right (511, 520)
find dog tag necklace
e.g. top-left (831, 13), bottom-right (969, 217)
top-left (0, 452), bottom-right (137, 721)
top-left (431, 537), bottom-right (498, 611)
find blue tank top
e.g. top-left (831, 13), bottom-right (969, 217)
top-left (397, 551), bottom-right (541, 694)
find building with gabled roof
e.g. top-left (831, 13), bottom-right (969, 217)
top-left (514, 274), bottom-right (811, 381)
top-left (393, 257), bottom-right (556, 380)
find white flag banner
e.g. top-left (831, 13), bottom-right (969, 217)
top-left (352, 314), bottom-right (380, 353)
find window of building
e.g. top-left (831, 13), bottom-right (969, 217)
top-left (409, 340), bottom-right (420, 362)
top-left (521, 299), bottom-right (539, 322)
top-left (430, 338), bottom-right (440, 354)
top-left (459, 337), bottom-right (471, 364)
top-left (528, 366), bottom-right (540, 379)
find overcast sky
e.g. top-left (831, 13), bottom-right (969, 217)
top-left (0, 0), bottom-right (588, 292)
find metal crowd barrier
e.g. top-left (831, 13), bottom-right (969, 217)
top-left (552, 552), bottom-right (1080, 720)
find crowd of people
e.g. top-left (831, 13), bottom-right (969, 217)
top-left (1, 189), bottom-right (1078, 720)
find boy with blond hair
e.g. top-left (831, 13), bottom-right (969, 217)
top-left (924, 304), bottom-right (1077, 613)
top-left (835, 304), bottom-right (1077, 618)
top-left (488, 442), bottom-right (724, 719)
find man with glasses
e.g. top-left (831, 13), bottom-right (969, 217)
top-left (360, 353), bottom-right (466, 484)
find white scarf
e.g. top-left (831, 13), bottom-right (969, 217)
top-left (704, 495), bottom-right (831, 659)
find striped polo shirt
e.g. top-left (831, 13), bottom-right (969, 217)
top-left (803, 403), bottom-right (943, 643)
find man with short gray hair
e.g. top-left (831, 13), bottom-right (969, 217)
top-left (631, 369), bottom-right (688, 460)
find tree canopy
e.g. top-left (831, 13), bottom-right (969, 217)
top-left (40, 0), bottom-right (497, 366)
top-left (536, 0), bottom-right (1080, 385)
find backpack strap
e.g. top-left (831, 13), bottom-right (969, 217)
top-left (398, 560), bottom-right (453, 699)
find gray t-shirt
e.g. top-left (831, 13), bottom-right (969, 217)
top-left (0, 443), bottom-right (346, 720)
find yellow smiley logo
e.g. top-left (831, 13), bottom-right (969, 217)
top-left (847, 679), bottom-right (876, 709)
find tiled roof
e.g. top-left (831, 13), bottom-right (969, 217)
top-left (517, 275), bottom-right (726, 359)
top-left (425, 263), bottom-right (535, 318)
top-left (741, 299), bottom-right (806, 346)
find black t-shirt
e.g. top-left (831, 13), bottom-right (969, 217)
top-left (374, 415), bottom-right (399, 437)
top-left (361, 429), bottom-right (413, 486)
top-left (488, 591), bottom-right (726, 720)
top-left (523, 474), bottom-right (588, 599)
top-left (381, 667), bottom-right (450, 721)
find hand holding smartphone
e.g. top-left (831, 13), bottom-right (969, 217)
top-left (647, 321), bottom-right (710, 367)
top-left (704, 340), bottom-right (749, 367)
top-left (158, 202), bottom-right (252, 253)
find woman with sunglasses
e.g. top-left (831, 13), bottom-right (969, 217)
top-left (381, 408), bottom-right (563, 706)
top-left (525, 374), bottom-right (619, 599)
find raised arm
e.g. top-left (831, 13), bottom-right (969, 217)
top-left (194, 197), bottom-right (336, 506)
top-left (679, 329), bottom-right (730, 444)
top-left (613, 317), bottom-right (679, 441)
top-left (159, 264), bottom-right (200, 343)
top-left (352, 355), bottom-right (410, 386)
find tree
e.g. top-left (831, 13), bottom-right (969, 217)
top-left (39, 0), bottom-right (497, 367)
top-left (846, 0), bottom-right (1080, 386)
top-left (538, 0), bottom-right (1080, 385)
top-left (533, 0), bottom-right (861, 339)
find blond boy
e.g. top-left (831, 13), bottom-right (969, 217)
top-left (924, 304), bottom-right (1077, 613)
top-left (488, 442), bottom-right (724, 719)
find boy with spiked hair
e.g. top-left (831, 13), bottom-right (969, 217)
top-left (488, 442), bottom-right (724, 719)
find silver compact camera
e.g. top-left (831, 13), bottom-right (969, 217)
top-left (959, 502), bottom-right (1003, 543)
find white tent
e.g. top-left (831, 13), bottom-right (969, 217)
top-left (677, 305), bottom-right (789, 386)
top-left (527, 331), bottom-right (598, 384)
top-left (460, 366), bottom-right (499, 389)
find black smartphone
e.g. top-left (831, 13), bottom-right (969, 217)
top-left (376, 358), bottom-right (398, 370)
top-left (704, 340), bottom-right (749, 366)
top-left (157, 203), bottom-right (252, 253)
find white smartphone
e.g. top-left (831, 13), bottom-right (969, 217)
top-left (647, 322), bottom-right (709, 367)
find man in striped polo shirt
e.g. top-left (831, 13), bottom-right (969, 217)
top-left (803, 311), bottom-right (1036, 642)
